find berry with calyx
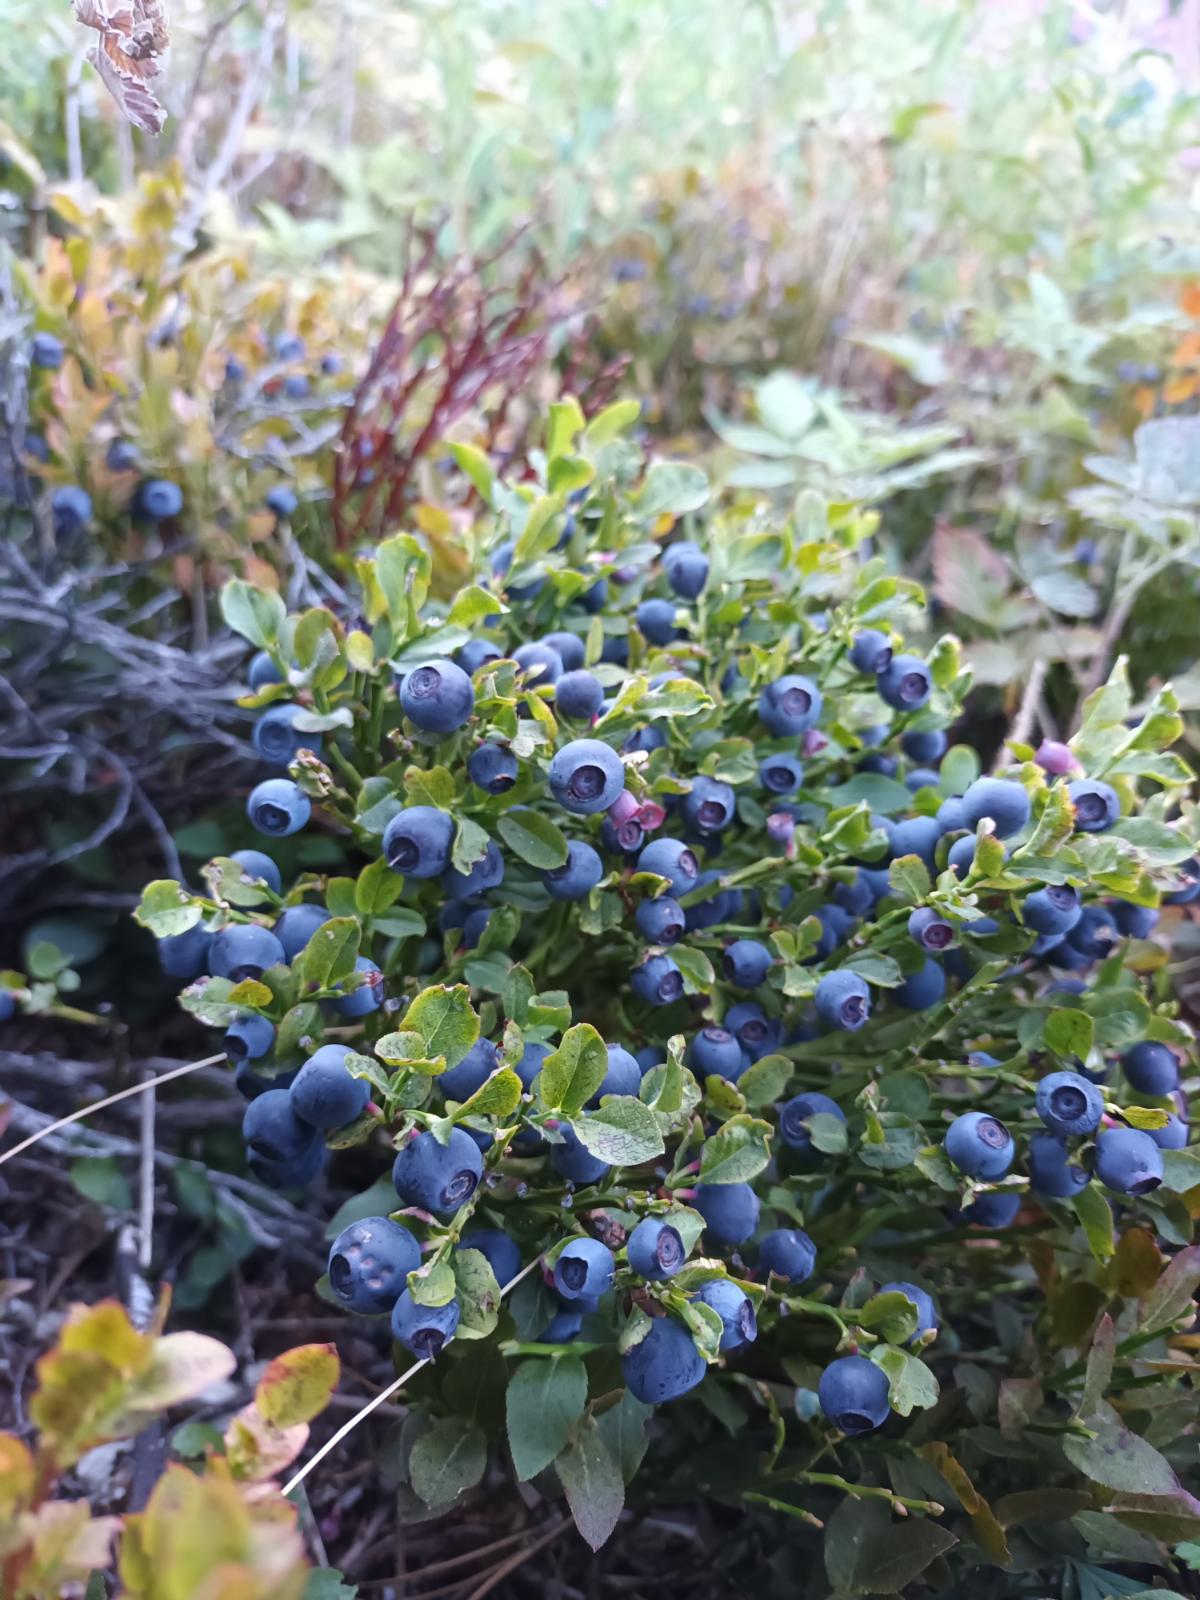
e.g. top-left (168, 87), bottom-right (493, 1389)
top-left (247, 778), bottom-right (310, 836)
top-left (443, 839), bottom-right (504, 899)
top-left (908, 907), bottom-right (955, 952)
top-left (550, 739), bottom-right (625, 814)
top-left (401, 659), bottom-right (474, 734)
top-left (759, 753), bottom-right (804, 794)
top-left (1024, 885), bottom-right (1081, 937)
top-left (693, 1181), bottom-right (760, 1243)
top-left (468, 742), bottom-right (518, 794)
top-left (209, 924), bottom-right (285, 982)
top-left (1036, 1070), bottom-right (1104, 1136)
top-left (252, 704), bottom-right (322, 767)
top-left (877, 654), bottom-right (931, 710)
top-left (759, 674), bottom-right (822, 736)
top-left (554, 1237), bottom-right (615, 1299)
top-left (627, 1217), bottom-right (686, 1281)
top-left (459, 639), bottom-right (503, 676)
top-left (384, 806), bottom-right (455, 878)
top-left (1094, 1127), bottom-right (1163, 1195)
top-left (1035, 740), bottom-right (1077, 775)
top-left (392, 1127), bottom-right (484, 1216)
top-left (159, 923), bottom-right (212, 980)
top-left (692, 1279), bottom-right (757, 1351)
top-left (636, 896), bottom-right (686, 945)
top-left (818, 1354), bottom-right (891, 1434)
top-left (631, 953), bottom-right (684, 1006)
top-left (52, 486), bottom-right (92, 538)
top-left (849, 629), bottom-right (892, 673)
top-left (542, 839), bottom-right (604, 901)
top-left (224, 1014), bottom-right (275, 1062)
top-left (1068, 779), bottom-right (1120, 833)
top-left (328, 1217), bottom-right (420, 1313)
top-left (759, 1227), bottom-right (815, 1282)
top-left (1063, 904), bottom-right (1119, 961)
top-left (681, 776), bottom-right (736, 834)
top-left (514, 640), bottom-right (565, 684)
top-left (778, 1092), bottom-right (845, 1153)
top-left (637, 838), bottom-right (700, 895)
top-left (944, 1110), bottom-right (1014, 1179)
top-left (724, 1000), bottom-right (778, 1057)
top-left (814, 970), bottom-right (870, 1032)
top-left (391, 1290), bottom-right (460, 1358)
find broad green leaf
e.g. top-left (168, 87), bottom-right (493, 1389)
top-left (556, 1423), bottom-right (624, 1551)
top-left (134, 881), bottom-right (203, 938)
top-left (539, 1024), bottom-right (609, 1114)
top-left (221, 580), bottom-right (286, 649)
top-left (699, 1115), bottom-right (772, 1184)
top-left (571, 1098), bottom-right (664, 1166)
top-left (506, 1357), bottom-right (587, 1481)
top-left (409, 1415), bottom-right (487, 1508)
top-left (497, 809), bottom-right (570, 869)
top-left (404, 985), bottom-right (480, 1070)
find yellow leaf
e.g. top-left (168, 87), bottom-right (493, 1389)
top-left (0, 1432), bottom-right (35, 1519)
top-left (255, 1342), bottom-right (339, 1429)
top-left (58, 1300), bottom-right (152, 1380)
top-left (224, 1403), bottom-right (308, 1483)
top-left (124, 1331), bottom-right (237, 1413)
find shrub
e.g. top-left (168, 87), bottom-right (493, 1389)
top-left (129, 399), bottom-right (1200, 1589)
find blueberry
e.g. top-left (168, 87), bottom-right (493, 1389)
top-left (247, 651), bottom-right (283, 691)
top-left (542, 840), bottom-right (604, 901)
top-left (328, 1217), bottom-right (420, 1313)
top-left (889, 815), bottom-right (942, 871)
top-left (514, 641), bottom-right (565, 685)
top-left (663, 541), bottom-right (709, 600)
top-left (860, 753), bottom-right (898, 776)
top-left (637, 838), bottom-right (700, 895)
top-left (401, 659), bottom-right (474, 734)
top-left (320, 353), bottom-right (343, 375)
top-left (392, 1127), bottom-right (484, 1216)
top-left (1068, 779), bottom-right (1120, 833)
top-left (554, 1237), bottom-right (615, 1300)
top-left (1028, 1131), bottom-right (1091, 1198)
top-left (901, 729), bottom-right (947, 763)
top-left (274, 902), bottom-right (330, 960)
top-left (1122, 1041), bottom-right (1179, 1095)
top-left (1094, 1127), bottom-right (1163, 1196)
top-left (515, 1040), bottom-right (553, 1089)
top-left (228, 849), bottom-right (282, 896)
top-left (759, 753), bottom-right (804, 794)
top-left (878, 1281), bottom-right (938, 1343)
top-left (1024, 885), bottom-right (1081, 937)
top-left (905, 767), bottom-right (942, 792)
top-left (779, 1092), bottom-right (844, 1152)
top-left (52, 485), bottom-right (92, 537)
top-left (637, 598), bottom-right (678, 644)
top-left (539, 1308), bottom-right (586, 1344)
top-left (623, 723), bottom-right (667, 755)
top-left (458, 639), bottom-right (503, 675)
top-left (601, 633), bottom-right (630, 667)
top-left (832, 872), bottom-right (875, 918)
top-left (468, 742), bottom-right (518, 794)
top-left (133, 479), bottom-right (184, 520)
top-left (1165, 859), bottom-right (1200, 904)
top-left (580, 576), bottom-right (608, 613)
top-left (631, 953), bottom-right (684, 1005)
top-left (588, 1045), bottom-right (642, 1107)
top-left (159, 923), bottom-right (212, 980)
top-left (106, 439), bottom-right (138, 471)
top-left (960, 778), bottom-right (1030, 840)
top-left (814, 970), bottom-right (870, 1032)
top-left (443, 839), bottom-right (504, 899)
top-left (688, 1026), bottom-right (744, 1080)
top-left (282, 374), bottom-right (310, 400)
top-left (1110, 901), bottom-right (1159, 938)
top-left (384, 806), bottom-right (455, 878)
top-left (944, 1110), bottom-right (1014, 1179)
top-left (1036, 1070), bottom-right (1104, 1135)
top-left (247, 778), bottom-right (310, 836)
top-left (225, 356), bottom-right (246, 383)
top-left (627, 1218), bottom-right (686, 1281)
top-left (31, 332), bottom-right (63, 369)
top-left (209, 923), bottom-right (286, 982)
top-left (550, 1126), bottom-right (612, 1184)
top-left (635, 1046), bottom-right (664, 1076)
top-left (895, 958), bottom-right (946, 1010)
top-left (636, 896), bottom-right (686, 945)
top-left (275, 333), bottom-right (306, 361)
top-left (249, 1137), bottom-right (325, 1190)
top-left (391, 1290), bottom-right (460, 1358)
top-left (439, 1037), bottom-right (499, 1101)
top-left (849, 629), bottom-right (892, 673)
top-left (936, 796), bottom-right (967, 833)
top-left (224, 1013), bottom-right (276, 1062)
top-left (692, 1279), bottom-right (757, 1351)
top-left (682, 776), bottom-right (736, 834)
top-left (549, 738), bottom-right (625, 815)
top-left (234, 1062), bottom-right (297, 1101)
top-left (693, 1182), bottom-right (760, 1244)
top-left (252, 704), bottom-right (322, 768)
top-left (266, 485), bottom-right (298, 519)
top-left (556, 670), bottom-right (605, 719)
top-left (621, 1317), bottom-right (705, 1403)
top-left (759, 1227), bottom-right (816, 1283)
top-left (1147, 1111), bottom-right (1189, 1150)
top-left (907, 907), bottom-right (955, 952)
top-left (243, 1089), bottom-right (320, 1164)
top-left (960, 1190), bottom-right (1021, 1228)
top-left (685, 871), bottom-right (742, 932)
top-left (877, 654), bottom-right (931, 711)
top-left (332, 955), bottom-right (384, 1017)
top-left (1063, 905), bottom-right (1119, 961)
top-left (459, 1228), bottom-right (523, 1287)
top-left (818, 1354), bottom-right (891, 1434)
top-left (724, 1000), bottom-right (779, 1057)
top-left (1035, 740), bottom-right (1077, 776)
top-left (722, 939), bottom-right (772, 988)
top-left (290, 1043), bottom-right (371, 1129)
top-left (542, 631), bottom-right (585, 671)
top-left (759, 674), bottom-right (822, 736)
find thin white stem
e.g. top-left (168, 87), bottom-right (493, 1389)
top-left (281, 1255), bottom-right (545, 1499)
top-left (138, 1068), bottom-right (157, 1272)
top-left (0, 1053), bottom-right (227, 1168)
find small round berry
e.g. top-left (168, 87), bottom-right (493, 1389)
top-left (759, 674), bottom-right (822, 736)
top-left (383, 806), bottom-right (455, 879)
top-left (722, 939), bottom-right (772, 989)
top-left (252, 704), bottom-right (322, 768)
top-left (778, 1092), bottom-right (844, 1153)
top-left (1024, 885), bottom-right (1082, 937)
top-left (400, 659), bottom-right (474, 734)
top-left (663, 541), bottom-right (709, 600)
top-left (944, 1110), bottom-right (1014, 1179)
top-left (818, 1355), bottom-right (891, 1434)
top-left (693, 1182), bottom-right (759, 1244)
top-left (960, 777), bottom-right (1031, 840)
top-left (247, 778), bottom-right (310, 837)
top-left (554, 1237), bottom-right (615, 1300)
top-left (637, 837), bottom-right (700, 896)
top-left (133, 479), bottom-right (184, 520)
top-left (392, 1127), bottom-right (484, 1217)
top-left (688, 1026), bottom-right (744, 1080)
top-left (692, 1279), bottom-right (757, 1351)
top-left (637, 598), bottom-right (678, 644)
top-left (877, 654), bottom-right (931, 711)
top-left (556, 670), bottom-right (605, 720)
top-left (549, 739), bottom-right (625, 814)
top-left (621, 1318), bottom-right (705, 1403)
top-left (907, 907), bottom-right (955, 952)
top-left (631, 953), bottom-right (684, 1006)
top-left (759, 753), bottom-right (804, 794)
top-left (468, 742), bottom-right (519, 794)
top-left (627, 1217), bottom-right (686, 1281)
top-left (636, 896), bottom-right (686, 945)
top-left (1068, 779), bottom-right (1120, 833)
top-left (1122, 1041), bottom-right (1179, 1096)
top-left (814, 970), bottom-right (870, 1032)
top-left (759, 1227), bottom-right (816, 1283)
top-left (542, 840), bottom-right (604, 901)
top-left (274, 903), bottom-right (330, 960)
top-left (682, 776), bottom-right (736, 834)
top-left (1035, 1070), bottom-right (1104, 1136)
top-left (1094, 1127), bottom-right (1163, 1196)
top-left (849, 629), bottom-right (892, 674)
top-left (209, 924), bottom-right (285, 982)
top-left (391, 1290), bottom-right (460, 1358)
top-left (513, 640), bottom-right (565, 685)
top-left (328, 1217), bottom-right (420, 1314)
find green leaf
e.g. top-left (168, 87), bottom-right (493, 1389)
top-left (404, 985), bottom-right (480, 1070)
top-left (824, 1495), bottom-right (957, 1594)
top-left (556, 1423), bottom-right (624, 1552)
top-left (1074, 1184), bottom-right (1115, 1263)
top-left (403, 765), bottom-right (456, 808)
top-left (221, 579), bottom-right (286, 649)
top-left (639, 461), bottom-right (710, 517)
top-left (452, 1248), bottom-right (503, 1337)
top-left (843, 950), bottom-right (902, 987)
top-left (506, 1357), bottom-right (587, 1481)
top-left (699, 1115), bottom-right (772, 1184)
top-left (870, 1345), bottom-right (940, 1416)
top-left (293, 916), bottom-right (361, 990)
top-left (671, 945), bottom-right (715, 995)
top-left (456, 1067), bottom-right (522, 1122)
top-left (547, 396), bottom-right (586, 461)
top-left (452, 817), bottom-right (493, 876)
top-left (356, 858), bottom-right (404, 916)
top-left (407, 1258), bottom-right (457, 1308)
top-left (825, 773), bottom-right (913, 814)
top-left (594, 1390), bottom-right (651, 1485)
top-left (859, 1291), bottom-right (919, 1346)
top-left (276, 1002), bottom-right (322, 1062)
top-left (1045, 1007), bottom-right (1094, 1059)
top-left (539, 1024), bottom-right (609, 1114)
top-left (888, 855), bottom-right (931, 903)
top-left (571, 1098), bottom-right (665, 1167)
top-left (375, 534), bottom-right (430, 630)
top-left (737, 1052), bottom-right (793, 1110)
top-left (1063, 1408), bottom-right (1182, 1496)
top-left (585, 399), bottom-right (641, 447)
top-left (447, 442), bottom-right (494, 504)
top-left (302, 1571), bottom-right (359, 1600)
top-left (409, 1415), bottom-right (487, 1508)
top-left (203, 856), bottom-right (276, 908)
top-left (1138, 1245), bottom-right (1200, 1332)
top-left (494, 809), bottom-right (570, 871)
top-left (70, 1157), bottom-right (132, 1211)
top-left (179, 976), bottom-right (242, 1027)
top-left (448, 585), bottom-right (504, 627)
top-left (134, 880), bottom-right (203, 938)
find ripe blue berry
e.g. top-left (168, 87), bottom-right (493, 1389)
top-left (550, 1126), bottom-right (611, 1184)
top-left (515, 1040), bottom-right (552, 1089)
top-left (637, 598), bottom-right (678, 644)
top-left (901, 728), bottom-right (947, 764)
top-left (936, 796), bottom-right (967, 833)
top-left (724, 1000), bottom-right (778, 1057)
top-left (906, 767), bottom-right (941, 792)
top-left (458, 1230), bottom-right (522, 1289)
top-left (961, 1190), bottom-right (1021, 1228)
top-left (1024, 885), bottom-right (1081, 936)
top-left (159, 923), bottom-right (211, 980)
top-left (31, 331), bottom-right (63, 369)
top-left (458, 639), bottom-right (503, 676)
top-left (877, 653), bottom-right (931, 711)
top-left (291, 1043), bottom-right (371, 1129)
top-left (392, 1127), bottom-right (484, 1216)
top-left (688, 1026), bottom-right (744, 1080)
top-left (328, 1217), bottom-right (420, 1313)
top-left (759, 674), bottom-right (822, 736)
top-left (818, 1354), bottom-right (891, 1434)
top-left (550, 739), bottom-right (625, 814)
top-left (274, 903), bottom-right (329, 960)
top-left (779, 1092), bottom-right (844, 1153)
top-left (878, 1281), bottom-right (938, 1343)
top-left (692, 1280), bottom-right (757, 1351)
top-left (542, 839), bottom-right (604, 901)
top-left (252, 704), bottom-right (322, 767)
top-left (685, 871), bottom-right (742, 932)
top-left (384, 806), bottom-right (455, 878)
top-left (391, 1290), bottom-right (460, 1357)
top-left (52, 486), bottom-right (92, 537)
top-left (224, 1014), bottom-right (275, 1062)
top-left (895, 958), bottom-right (946, 1010)
top-left (693, 1182), bottom-right (760, 1244)
top-left (759, 753), bottom-right (804, 794)
top-left (243, 1089), bottom-right (319, 1165)
top-left (1148, 1111), bottom-right (1188, 1150)
top-left (401, 659), bottom-right (474, 734)
top-left (556, 669), bottom-right (605, 719)
top-left (722, 939), bottom-right (772, 988)
top-left (468, 742), bottom-right (518, 794)
top-left (514, 641), bottom-right (565, 685)
top-left (1110, 901), bottom-right (1159, 938)
top-left (1122, 1041), bottom-right (1179, 1095)
top-left (637, 838), bottom-right (700, 895)
top-left (332, 955), bottom-right (384, 1017)
top-left (443, 839), bottom-right (504, 899)
top-left (544, 631), bottom-right (585, 671)
top-left (439, 1038), bottom-right (498, 1101)
top-left (275, 333), bottom-right (305, 361)
top-left (627, 1218), bottom-right (686, 1280)
top-left (247, 778), bottom-right (310, 836)
top-left (944, 1110), bottom-right (1014, 1179)
top-left (539, 1307), bottom-right (586, 1344)
top-left (1165, 859), bottom-right (1200, 904)
top-left (623, 723), bottom-right (666, 754)
top-left (663, 540), bottom-right (709, 599)
top-left (1068, 779), bottom-right (1120, 833)
top-left (1063, 904), bottom-right (1119, 962)
top-left (588, 1045), bottom-right (641, 1106)
top-left (636, 896), bottom-right (685, 945)
top-left (247, 651), bottom-right (283, 690)
top-left (1036, 1070), bottom-right (1103, 1136)
top-left (889, 815), bottom-right (942, 870)
top-left (1028, 1132), bottom-right (1091, 1198)
top-left (908, 907), bottom-right (955, 952)
top-left (282, 374), bottom-right (310, 399)
top-left (814, 970), bottom-right (870, 1032)
top-left (1095, 1127), bottom-right (1163, 1195)
top-left (621, 1317), bottom-right (705, 1403)
top-left (849, 629), bottom-right (892, 673)
top-left (631, 953), bottom-right (684, 1006)
top-left (759, 1227), bottom-right (816, 1283)
top-left (234, 1062), bottom-right (297, 1101)
top-left (682, 776), bottom-right (736, 834)
top-left (960, 777), bottom-right (1031, 840)
top-left (133, 479), bottom-right (184, 520)
top-left (265, 485), bottom-right (298, 519)
top-left (554, 1237), bottom-right (615, 1300)
top-left (249, 1137), bottom-right (325, 1190)
top-left (230, 849), bottom-right (282, 895)
top-left (209, 924), bottom-right (285, 982)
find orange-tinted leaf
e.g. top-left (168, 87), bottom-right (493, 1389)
top-left (0, 1433), bottom-right (35, 1519)
top-left (1180, 280), bottom-right (1200, 319)
top-left (255, 1343), bottom-right (339, 1429)
top-left (1164, 374), bottom-right (1200, 407)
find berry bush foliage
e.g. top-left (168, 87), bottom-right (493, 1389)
top-left (133, 400), bottom-right (1200, 1592)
